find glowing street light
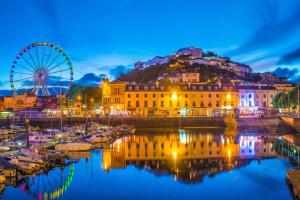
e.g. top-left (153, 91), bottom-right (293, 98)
top-left (226, 93), bottom-right (232, 99)
top-left (172, 151), bottom-right (177, 160)
top-left (171, 92), bottom-right (178, 100)
top-left (77, 95), bottom-right (81, 101)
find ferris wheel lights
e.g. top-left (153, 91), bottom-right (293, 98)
top-left (10, 42), bottom-right (73, 96)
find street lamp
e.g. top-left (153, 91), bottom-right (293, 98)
top-left (171, 92), bottom-right (178, 100)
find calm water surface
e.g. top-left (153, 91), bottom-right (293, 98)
top-left (0, 129), bottom-right (296, 200)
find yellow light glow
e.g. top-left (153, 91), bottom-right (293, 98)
top-left (227, 150), bottom-right (231, 158)
top-left (172, 151), bottom-right (177, 159)
top-left (171, 92), bottom-right (178, 100)
top-left (226, 93), bottom-right (231, 99)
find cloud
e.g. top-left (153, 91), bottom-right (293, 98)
top-left (236, 1), bottom-right (300, 53)
top-left (272, 67), bottom-right (300, 83)
top-left (109, 65), bottom-right (131, 79)
top-left (21, 76), bottom-right (71, 87)
top-left (75, 73), bottom-right (106, 86)
top-left (33, 0), bottom-right (67, 45)
top-left (277, 47), bottom-right (300, 65)
top-left (272, 67), bottom-right (298, 77)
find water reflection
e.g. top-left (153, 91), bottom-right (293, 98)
top-left (5, 128), bottom-right (298, 200)
top-left (102, 129), bottom-right (279, 183)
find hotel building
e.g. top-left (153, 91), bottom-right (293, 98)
top-left (102, 79), bottom-right (239, 117)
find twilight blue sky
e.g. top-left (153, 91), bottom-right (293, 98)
top-left (1, 0), bottom-right (300, 90)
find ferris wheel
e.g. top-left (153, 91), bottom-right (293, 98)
top-left (19, 165), bottom-right (75, 200)
top-left (10, 42), bottom-right (73, 96)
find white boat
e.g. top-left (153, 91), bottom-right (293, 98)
top-left (29, 132), bottom-right (51, 143)
top-left (55, 142), bottom-right (92, 151)
top-left (9, 157), bottom-right (41, 172)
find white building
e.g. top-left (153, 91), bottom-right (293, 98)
top-left (173, 47), bottom-right (203, 58)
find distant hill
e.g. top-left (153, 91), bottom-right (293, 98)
top-left (117, 62), bottom-right (253, 84)
top-left (117, 47), bottom-right (255, 84)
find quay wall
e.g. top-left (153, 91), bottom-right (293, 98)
top-left (0, 117), bottom-right (297, 134)
top-left (281, 117), bottom-right (300, 133)
top-left (237, 117), bottom-right (297, 134)
top-left (0, 117), bottom-right (226, 129)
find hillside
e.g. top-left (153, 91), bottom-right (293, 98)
top-left (117, 62), bottom-right (254, 84)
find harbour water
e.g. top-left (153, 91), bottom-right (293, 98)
top-left (0, 128), bottom-right (297, 200)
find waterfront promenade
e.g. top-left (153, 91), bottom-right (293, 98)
top-left (1, 116), bottom-right (298, 134)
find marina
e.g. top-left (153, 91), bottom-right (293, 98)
top-left (0, 128), bottom-right (298, 200)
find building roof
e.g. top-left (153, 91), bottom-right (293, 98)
top-left (238, 85), bottom-right (276, 90)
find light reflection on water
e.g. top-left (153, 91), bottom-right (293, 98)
top-left (1, 129), bottom-right (296, 200)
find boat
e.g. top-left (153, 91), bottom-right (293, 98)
top-left (90, 135), bottom-right (110, 143)
top-left (55, 142), bottom-right (92, 151)
top-left (29, 132), bottom-right (51, 143)
top-left (0, 173), bottom-right (5, 184)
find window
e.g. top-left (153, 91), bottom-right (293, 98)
top-left (241, 94), bottom-right (244, 98)
top-left (208, 102), bottom-right (212, 107)
top-left (144, 101), bottom-right (148, 107)
top-left (249, 101), bottom-right (252, 107)
top-left (128, 101), bottom-right (131, 107)
top-left (136, 101), bottom-right (140, 107)
top-left (216, 93), bottom-right (219, 98)
top-left (200, 102), bottom-right (204, 107)
top-left (153, 101), bottom-right (156, 107)
top-left (144, 86), bottom-right (148, 90)
top-left (161, 93), bottom-right (164, 98)
top-left (153, 94), bottom-right (156, 98)
top-left (185, 94), bottom-right (188, 98)
top-left (216, 101), bottom-right (220, 107)
top-left (248, 94), bottom-right (252, 98)
top-left (136, 94), bottom-right (139, 98)
top-left (144, 93), bottom-right (148, 98)
top-left (160, 101), bottom-right (164, 107)
top-left (263, 94), bottom-right (267, 98)
top-left (208, 93), bottom-right (211, 98)
top-left (128, 94), bottom-right (131, 98)
top-left (185, 101), bottom-right (188, 107)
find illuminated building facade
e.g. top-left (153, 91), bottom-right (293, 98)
top-left (238, 86), bottom-right (278, 115)
top-left (0, 92), bottom-right (37, 111)
top-left (102, 79), bottom-right (239, 117)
